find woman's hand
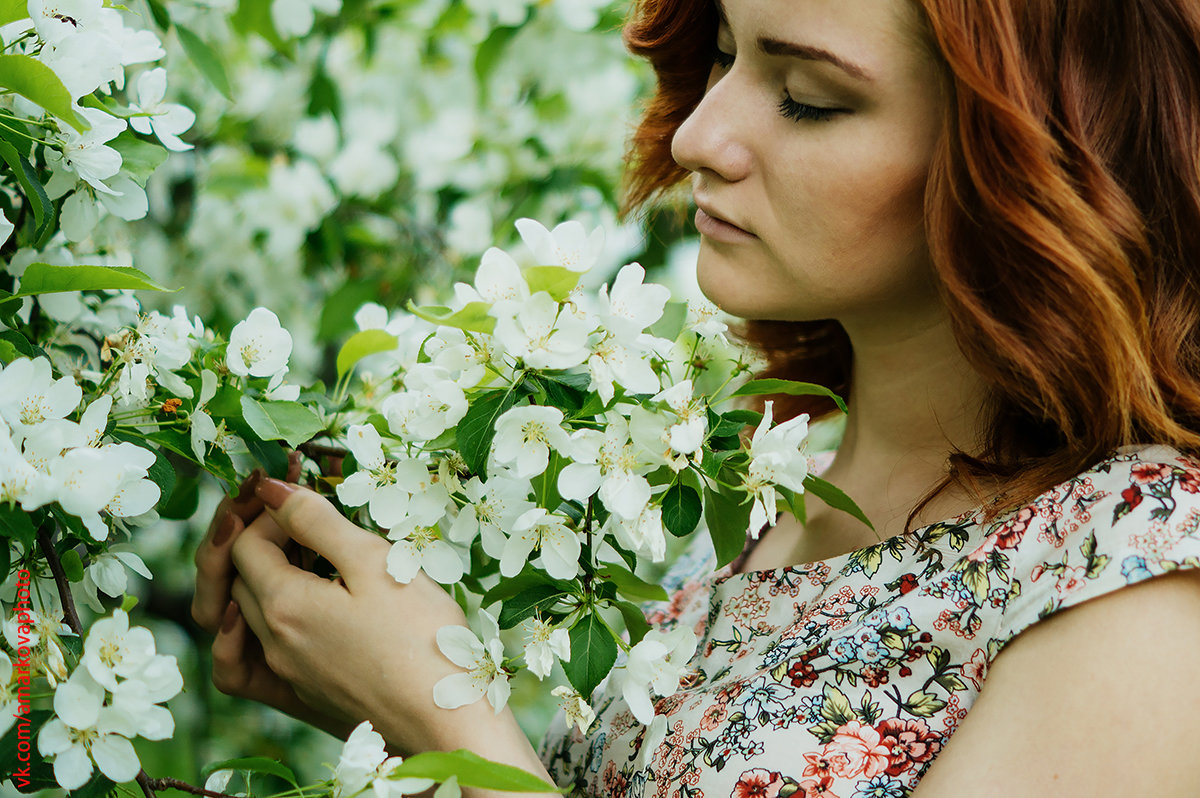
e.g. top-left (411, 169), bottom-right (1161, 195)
top-left (192, 461), bottom-right (356, 739)
top-left (226, 478), bottom-right (556, 795)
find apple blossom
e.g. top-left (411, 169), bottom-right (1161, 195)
top-left (491, 291), bottom-right (593, 370)
top-left (226, 307), bottom-right (293, 378)
top-left (491, 405), bottom-right (573, 479)
top-left (616, 627), bottom-right (698, 725)
top-left (523, 617), bottom-right (571, 679)
top-left (433, 610), bottom-right (510, 713)
top-left (551, 686), bottom-right (597, 735)
top-left (501, 507), bottom-right (580, 580)
top-left (515, 217), bottom-right (604, 272)
top-left (128, 68), bottom-right (196, 152)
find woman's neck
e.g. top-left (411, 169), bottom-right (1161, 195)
top-left (821, 307), bottom-right (992, 533)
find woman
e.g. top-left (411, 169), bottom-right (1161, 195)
top-left (192, 0), bottom-right (1200, 795)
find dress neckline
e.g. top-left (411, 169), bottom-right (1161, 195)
top-left (714, 442), bottom-right (1162, 588)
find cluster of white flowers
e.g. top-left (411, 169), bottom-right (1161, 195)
top-left (0, 358), bottom-right (159, 539)
top-left (37, 609), bottom-right (183, 790)
top-left (1, 0), bottom-right (195, 245)
top-left (327, 218), bottom-right (812, 732)
top-left (330, 721), bottom-right (434, 798)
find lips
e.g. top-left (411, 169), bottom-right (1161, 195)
top-left (693, 198), bottom-right (754, 237)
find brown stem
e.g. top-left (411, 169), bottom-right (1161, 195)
top-left (144, 776), bottom-right (246, 798)
top-left (35, 523), bottom-right (82, 636)
top-left (138, 771), bottom-right (158, 797)
top-left (297, 441), bottom-right (347, 461)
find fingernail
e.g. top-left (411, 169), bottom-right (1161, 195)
top-left (220, 601), bottom-right (239, 633)
top-left (235, 469), bottom-right (264, 503)
top-left (256, 477), bottom-right (297, 510)
top-left (212, 510), bottom-right (237, 547)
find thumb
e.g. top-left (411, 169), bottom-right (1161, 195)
top-left (255, 478), bottom-right (389, 586)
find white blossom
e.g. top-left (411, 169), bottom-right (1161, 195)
top-left (491, 405), bottom-right (572, 479)
top-left (55, 108), bottom-right (127, 195)
top-left (515, 218), bottom-right (604, 273)
top-left (333, 721), bottom-right (434, 798)
top-left (491, 291), bottom-right (592, 370)
top-left (616, 627), bottom-right (697, 725)
top-left (551, 686), bottom-right (596, 735)
top-left (744, 401), bottom-right (812, 535)
top-left (128, 68), bottom-right (196, 152)
top-left (522, 617), bottom-right (570, 679)
top-left (385, 517), bottom-right (463, 585)
top-left (433, 610), bottom-right (510, 713)
top-left (501, 507), bottom-right (580, 580)
top-left (226, 307), bottom-right (293, 378)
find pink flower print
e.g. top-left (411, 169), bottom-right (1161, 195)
top-left (797, 777), bottom-right (839, 797)
top-left (876, 717), bottom-right (943, 776)
top-left (1132, 463), bottom-right (1173, 485)
top-left (1179, 468), bottom-right (1200, 494)
top-left (732, 769), bottom-right (785, 798)
top-left (822, 720), bottom-right (893, 779)
top-left (962, 647), bottom-right (988, 690)
top-left (802, 753), bottom-right (837, 780)
top-left (1055, 563), bottom-right (1090, 596)
top-left (699, 700), bottom-right (729, 731)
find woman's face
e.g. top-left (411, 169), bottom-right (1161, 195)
top-left (671, 0), bottom-right (948, 333)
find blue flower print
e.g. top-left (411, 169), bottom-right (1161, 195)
top-left (738, 675), bottom-right (794, 719)
top-left (1121, 554), bottom-right (1153, 584)
top-left (853, 775), bottom-right (907, 798)
top-left (798, 695), bottom-right (825, 723)
top-left (829, 636), bottom-right (860, 664)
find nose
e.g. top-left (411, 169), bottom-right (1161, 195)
top-left (670, 70), bottom-right (754, 184)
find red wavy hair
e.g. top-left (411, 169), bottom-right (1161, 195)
top-left (622, 0), bottom-right (1200, 523)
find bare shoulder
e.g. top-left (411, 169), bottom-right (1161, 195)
top-left (911, 569), bottom-right (1200, 797)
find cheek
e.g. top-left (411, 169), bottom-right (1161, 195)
top-left (790, 143), bottom-right (933, 293)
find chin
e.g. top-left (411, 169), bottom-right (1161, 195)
top-left (695, 250), bottom-right (809, 322)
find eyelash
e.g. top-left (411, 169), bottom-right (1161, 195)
top-left (710, 47), bottom-right (844, 124)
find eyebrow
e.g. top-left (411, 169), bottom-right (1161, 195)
top-left (714, 0), bottom-right (875, 84)
top-left (758, 38), bottom-right (875, 84)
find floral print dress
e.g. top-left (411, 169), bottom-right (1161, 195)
top-left (539, 443), bottom-right (1200, 798)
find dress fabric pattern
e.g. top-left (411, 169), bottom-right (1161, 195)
top-left (539, 444), bottom-right (1200, 798)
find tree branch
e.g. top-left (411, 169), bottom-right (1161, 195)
top-left (35, 523), bottom-right (82, 636)
top-left (145, 776), bottom-right (246, 798)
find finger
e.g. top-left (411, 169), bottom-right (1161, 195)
top-left (286, 450), bottom-right (302, 483)
top-left (192, 512), bottom-right (245, 634)
top-left (254, 479), bottom-right (389, 587)
top-left (211, 602), bottom-right (291, 705)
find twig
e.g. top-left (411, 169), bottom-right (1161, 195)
top-left (145, 776), bottom-right (245, 798)
top-left (297, 441), bottom-right (347, 461)
top-left (35, 524), bottom-right (82, 636)
top-left (138, 772), bottom-right (158, 797)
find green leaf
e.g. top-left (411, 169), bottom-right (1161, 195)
top-left (121, 593), bottom-right (139, 612)
top-left (318, 279), bottom-right (380, 340)
top-left (407, 300), bottom-right (496, 335)
top-left (177, 25), bottom-right (232, 100)
top-left (614, 599), bottom-right (651, 646)
top-left (16, 263), bottom-right (172, 296)
top-left (596, 561), bottom-right (669, 602)
top-left (0, 136), bottom-right (49, 236)
top-left (564, 612), bottom-right (618, 699)
top-left (661, 482), bottom-right (702, 538)
top-left (240, 397), bottom-right (324, 449)
top-left (531, 450), bottom-right (564, 512)
top-left (231, 0), bottom-right (291, 53)
top-left (201, 756), bottom-right (299, 788)
top-left (336, 328), bottom-right (399, 378)
top-left (522, 265), bottom-right (581, 301)
top-left (60, 548), bottom-right (83, 582)
top-left (0, 54), bottom-right (87, 131)
top-left (456, 388), bottom-right (519, 478)
top-left (480, 568), bottom-right (569, 606)
top-left (109, 132), bottom-right (169, 187)
top-left (159, 474), bottom-right (200, 521)
top-left (819, 683), bottom-right (855, 725)
top-left (388, 750), bottom-right (559, 792)
top-left (703, 480), bottom-right (752, 569)
top-left (712, 409), bottom-right (762, 438)
top-left (0, 505), bottom-right (36, 547)
top-left (497, 584), bottom-right (567, 629)
top-left (904, 690), bottom-right (947, 718)
top-left (648, 300), bottom-right (687, 341)
top-left (474, 25), bottom-right (519, 88)
top-left (804, 475), bottom-right (873, 530)
top-left (0, 0), bottom-right (28, 27)
top-left (145, 0), bottom-right (171, 28)
top-left (729, 378), bottom-right (848, 413)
